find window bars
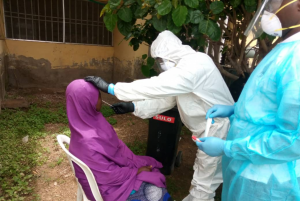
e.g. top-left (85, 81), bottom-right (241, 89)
top-left (3, 0), bottom-right (112, 46)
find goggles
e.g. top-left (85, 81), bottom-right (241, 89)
top-left (155, 58), bottom-right (176, 72)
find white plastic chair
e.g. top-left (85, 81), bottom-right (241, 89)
top-left (56, 135), bottom-right (104, 201)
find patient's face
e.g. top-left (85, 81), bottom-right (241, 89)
top-left (96, 92), bottom-right (102, 112)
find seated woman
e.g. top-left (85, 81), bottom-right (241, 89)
top-left (66, 79), bottom-right (173, 201)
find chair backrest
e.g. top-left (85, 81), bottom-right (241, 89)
top-left (56, 135), bottom-right (104, 201)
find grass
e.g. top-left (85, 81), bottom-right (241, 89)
top-left (181, 126), bottom-right (192, 136)
top-left (0, 104), bottom-right (68, 200)
top-left (100, 105), bottom-right (115, 117)
top-left (107, 117), bottom-right (117, 125)
top-left (166, 177), bottom-right (179, 198)
top-left (126, 140), bottom-right (147, 156)
top-left (101, 105), bottom-right (116, 125)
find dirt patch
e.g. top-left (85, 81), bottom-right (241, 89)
top-left (30, 134), bottom-right (78, 201)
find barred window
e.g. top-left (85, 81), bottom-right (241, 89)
top-left (3, 0), bottom-right (112, 46)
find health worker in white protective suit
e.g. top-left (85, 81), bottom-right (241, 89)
top-left (85, 30), bottom-right (234, 201)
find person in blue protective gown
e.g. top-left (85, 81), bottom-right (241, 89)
top-left (196, 0), bottom-right (300, 200)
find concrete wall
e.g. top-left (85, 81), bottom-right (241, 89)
top-left (0, 0), bottom-right (6, 112)
top-left (1, 0), bottom-right (148, 90)
top-left (0, 40), bottom-right (5, 112)
top-left (113, 22), bottom-right (148, 83)
top-left (6, 40), bottom-right (115, 88)
top-left (5, 34), bottom-right (147, 88)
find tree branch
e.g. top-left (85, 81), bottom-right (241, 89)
top-left (259, 39), bottom-right (268, 53)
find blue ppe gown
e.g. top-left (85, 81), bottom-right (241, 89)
top-left (223, 39), bottom-right (300, 201)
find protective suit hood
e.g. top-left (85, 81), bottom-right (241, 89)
top-left (151, 31), bottom-right (196, 64)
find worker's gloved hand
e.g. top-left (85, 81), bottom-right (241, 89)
top-left (206, 104), bottom-right (235, 124)
top-left (85, 76), bottom-right (115, 95)
top-left (111, 102), bottom-right (135, 114)
top-left (196, 137), bottom-right (226, 157)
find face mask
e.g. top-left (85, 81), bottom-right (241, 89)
top-left (160, 60), bottom-right (176, 71)
top-left (156, 58), bottom-right (176, 72)
top-left (261, 0), bottom-right (300, 37)
top-left (261, 11), bottom-right (282, 37)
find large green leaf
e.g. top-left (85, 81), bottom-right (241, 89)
top-left (100, 4), bottom-right (110, 17)
top-left (118, 7), bottom-right (133, 22)
top-left (210, 1), bottom-right (224, 14)
top-left (172, 0), bottom-right (178, 9)
top-left (117, 20), bottom-right (132, 36)
top-left (244, 0), bottom-right (257, 12)
top-left (185, 9), bottom-right (192, 24)
top-left (147, 57), bottom-right (155, 66)
top-left (124, 0), bottom-right (136, 5)
top-left (130, 38), bottom-right (140, 51)
top-left (191, 25), bottom-right (201, 36)
top-left (109, 0), bottom-right (121, 9)
top-left (172, 6), bottom-right (188, 26)
top-left (152, 15), bottom-right (168, 31)
top-left (133, 44), bottom-right (139, 51)
top-left (141, 65), bottom-right (151, 77)
top-left (134, 7), bottom-right (149, 18)
top-left (189, 39), bottom-right (198, 49)
top-left (142, 54), bottom-right (147, 59)
top-left (137, 0), bottom-right (143, 5)
top-left (104, 13), bottom-right (118, 32)
top-left (190, 10), bottom-right (204, 24)
top-left (149, 69), bottom-right (158, 77)
top-left (184, 0), bottom-right (199, 8)
top-left (199, 0), bottom-right (207, 11)
top-left (130, 4), bottom-right (138, 15)
top-left (167, 15), bottom-right (182, 34)
top-left (130, 38), bottom-right (139, 45)
top-left (145, 0), bottom-right (156, 6)
top-left (198, 20), bottom-right (221, 41)
top-left (157, 0), bottom-right (172, 16)
top-left (230, 0), bottom-right (241, 8)
top-left (197, 36), bottom-right (206, 47)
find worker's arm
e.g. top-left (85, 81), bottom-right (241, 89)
top-left (114, 65), bottom-right (196, 101)
top-left (226, 80), bottom-right (300, 165)
top-left (133, 97), bottom-right (177, 119)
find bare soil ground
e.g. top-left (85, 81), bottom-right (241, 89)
top-left (4, 88), bottom-right (221, 201)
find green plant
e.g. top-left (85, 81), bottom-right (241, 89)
top-left (108, 117), bottom-right (118, 125)
top-left (49, 157), bottom-right (64, 168)
top-left (101, 0), bottom-right (278, 80)
top-left (126, 140), bottom-right (147, 155)
top-left (56, 157), bottom-right (64, 166)
top-left (59, 126), bottom-right (71, 137)
top-left (181, 126), bottom-right (192, 136)
top-left (166, 177), bottom-right (179, 199)
top-left (140, 54), bottom-right (158, 77)
top-left (0, 104), bottom-right (68, 200)
top-left (101, 105), bottom-right (115, 117)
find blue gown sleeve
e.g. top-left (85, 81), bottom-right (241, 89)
top-left (228, 67), bottom-right (300, 165)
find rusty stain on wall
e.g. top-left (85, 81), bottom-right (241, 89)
top-left (7, 54), bottom-right (114, 88)
top-left (113, 57), bottom-right (145, 83)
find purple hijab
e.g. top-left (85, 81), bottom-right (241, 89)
top-left (66, 79), bottom-right (166, 201)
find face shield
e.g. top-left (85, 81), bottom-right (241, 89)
top-left (155, 58), bottom-right (176, 72)
top-left (244, 0), bottom-right (284, 38)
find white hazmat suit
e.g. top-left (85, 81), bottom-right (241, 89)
top-left (114, 31), bottom-right (234, 201)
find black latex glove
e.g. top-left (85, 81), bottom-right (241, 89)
top-left (111, 102), bottom-right (134, 114)
top-left (84, 76), bottom-right (109, 93)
